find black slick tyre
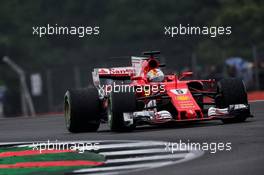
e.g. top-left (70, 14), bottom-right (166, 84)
top-left (216, 78), bottom-right (249, 123)
top-left (107, 91), bottom-right (137, 132)
top-left (64, 87), bottom-right (101, 133)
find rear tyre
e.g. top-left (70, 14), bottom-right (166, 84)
top-left (215, 78), bottom-right (249, 123)
top-left (64, 87), bottom-right (101, 133)
top-left (107, 91), bottom-right (137, 132)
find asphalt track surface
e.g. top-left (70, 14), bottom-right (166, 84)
top-left (0, 101), bottom-right (263, 175)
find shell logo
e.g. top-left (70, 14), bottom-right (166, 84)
top-left (176, 95), bottom-right (190, 101)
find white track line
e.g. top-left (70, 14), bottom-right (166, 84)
top-left (74, 151), bottom-right (202, 174)
top-left (74, 161), bottom-right (174, 173)
top-left (97, 142), bottom-right (164, 150)
top-left (5, 141), bottom-right (163, 149)
top-left (100, 148), bottom-right (170, 156)
top-left (106, 153), bottom-right (188, 164)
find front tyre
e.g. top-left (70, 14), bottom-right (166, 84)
top-left (64, 87), bottom-right (101, 133)
top-left (216, 78), bottom-right (249, 123)
top-left (107, 91), bottom-right (137, 132)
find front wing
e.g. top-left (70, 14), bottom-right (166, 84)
top-left (122, 104), bottom-right (252, 126)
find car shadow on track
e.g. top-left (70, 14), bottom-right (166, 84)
top-left (98, 120), bottom-right (254, 134)
top-left (98, 121), bottom-right (220, 133)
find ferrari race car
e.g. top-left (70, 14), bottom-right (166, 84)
top-left (64, 51), bottom-right (253, 132)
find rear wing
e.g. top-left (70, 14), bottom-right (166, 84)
top-left (92, 56), bottom-right (147, 87)
top-left (92, 67), bottom-right (134, 87)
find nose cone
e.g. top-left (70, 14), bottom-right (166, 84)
top-left (186, 109), bottom-right (197, 118)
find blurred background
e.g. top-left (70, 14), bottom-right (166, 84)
top-left (0, 0), bottom-right (263, 117)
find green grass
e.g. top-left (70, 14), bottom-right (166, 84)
top-left (0, 146), bottom-right (105, 175)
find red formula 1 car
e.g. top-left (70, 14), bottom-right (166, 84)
top-left (64, 51), bottom-right (252, 132)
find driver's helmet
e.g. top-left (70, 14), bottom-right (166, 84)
top-left (147, 68), bottom-right (164, 82)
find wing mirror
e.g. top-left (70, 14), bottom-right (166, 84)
top-left (179, 71), bottom-right (193, 80)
